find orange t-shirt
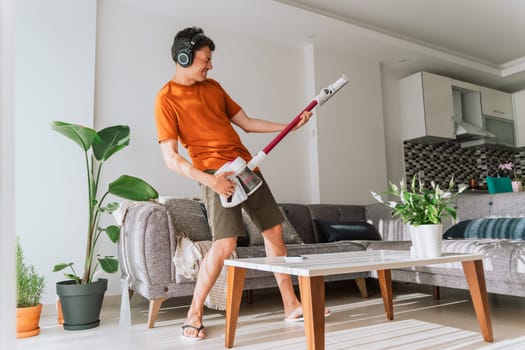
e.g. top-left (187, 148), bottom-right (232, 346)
top-left (155, 78), bottom-right (252, 170)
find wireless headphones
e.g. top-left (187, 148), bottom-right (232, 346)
top-left (175, 33), bottom-right (203, 68)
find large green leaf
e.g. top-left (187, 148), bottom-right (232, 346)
top-left (98, 256), bottom-right (119, 274)
top-left (92, 125), bottom-right (130, 161)
top-left (108, 175), bottom-right (159, 201)
top-left (53, 262), bottom-right (73, 272)
top-left (50, 121), bottom-right (98, 151)
top-left (64, 273), bottom-right (82, 283)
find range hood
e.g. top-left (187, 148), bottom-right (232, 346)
top-left (453, 89), bottom-right (495, 141)
top-left (454, 119), bottom-right (495, 140)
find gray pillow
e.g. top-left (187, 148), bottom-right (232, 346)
top-left (243, 207), bottom-right (304, 246)
top-left (162, 198), bottom-right (212, 241)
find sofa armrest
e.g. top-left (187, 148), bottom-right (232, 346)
top-left (118, 201), bottom-right (176, 297)
top-left (365, 203), bottom-right (409, 240)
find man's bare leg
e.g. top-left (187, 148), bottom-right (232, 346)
top-left (261, 224), bottom-right (302, 316)
top-left (183, 236), bottom-right (237, 339)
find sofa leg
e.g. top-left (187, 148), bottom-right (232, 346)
top-left (432, 286), bottom-right (440, 300)
top-left (128, 289), bottom-right (134, 300)
top-left (244, 290), bottom-right (253, 304)
top-left (148, 298), bottom-right (167, 328)
top-left (355, 278), bottom-right (368, 298)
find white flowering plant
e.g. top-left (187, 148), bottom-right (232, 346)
top-left (371, 175), bottom-right (467, 226)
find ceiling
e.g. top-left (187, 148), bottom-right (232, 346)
top-left (124, 0), bottom-right (525, 91)
top-left (280, 0), bottom-right (525, 66)
top-left (277, 0), bottom-right (525, 91)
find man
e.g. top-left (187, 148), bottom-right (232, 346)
top-left (155, 27), bottom-right (315, 340)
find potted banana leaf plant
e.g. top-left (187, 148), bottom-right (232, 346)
top-left (50, 121), bottom-right (158, 330)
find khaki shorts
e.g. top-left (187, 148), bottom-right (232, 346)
top-left (202, 171), bottom-right (283, 241)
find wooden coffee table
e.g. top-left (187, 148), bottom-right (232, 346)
top-left (224, 250), bottom-right (493, 350)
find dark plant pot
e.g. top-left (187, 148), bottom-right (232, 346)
top-left (56, 278), bottom-right (108, 330)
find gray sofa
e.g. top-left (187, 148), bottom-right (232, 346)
top-left (371, 192), bottom-right (525, 298)
top-left (118, 192), bottom-right (525, 328)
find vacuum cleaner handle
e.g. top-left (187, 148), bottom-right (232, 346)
top-left (247, 74), bottom-right (349, 170)
top-left (218, 74), bottom-right (349, 208)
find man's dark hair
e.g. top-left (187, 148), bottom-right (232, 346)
top-left (171, 26), bottom-right (215, 63)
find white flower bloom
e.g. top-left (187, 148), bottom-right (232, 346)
top-left (388, 201), bottom-right (398, 208)
top-left (390, 183), bottom-right (398, 193)
top-left (458, 184), bottom-right (468, 193)
top-left (370, 191), bottom-right (384, 203)
top-left (399, 190), bottom-right (406, 204)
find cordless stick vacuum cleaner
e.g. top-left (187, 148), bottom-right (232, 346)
top-left (217, 74), bottom-right (349, 207)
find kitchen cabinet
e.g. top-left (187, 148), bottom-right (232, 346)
top-left (481, 87), bottom-right (513, 120)
top-left (484, 116), bottom-right (515, 146)
top-left (400, 72), bottom-right (455, 141)
top-left (513, 89), bottom-right (525, 147)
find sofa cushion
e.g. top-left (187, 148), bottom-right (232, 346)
top-left (486, 192), bottom-right (525, 217)
top-left (314, 220), bottom-right (382, 242)
top-left (279, 203), bottom-right (316, 243)
top-left (243, 207), bottom-right (304, 246)
top-left (308, 204), bottom-right (366, 243)
top-left (162, 198), bottom-right (212, 241)
top-left (444, 218), bottom-right (525, 240)
top-left (365, 203), bottom-right (409, 241)
top-left (456, 194), bottom-right (494, 221)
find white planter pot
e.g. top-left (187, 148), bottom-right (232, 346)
top-left (409, 224), bottom-right (443, 258)
top-left (512, 181), bottom-right (522, 192)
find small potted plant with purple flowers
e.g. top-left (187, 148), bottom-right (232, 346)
top-left (498, 162), bottom-right (522, 192)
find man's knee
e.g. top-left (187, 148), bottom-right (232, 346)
top-left (211, 236), bottom-right (237, 258)
top-left (262, 224), bottom-right (283, 235)
top-left (261, 223), bottom-right (283, 240)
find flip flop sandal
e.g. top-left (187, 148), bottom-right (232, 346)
top-left (284, 306), bottom-right (303, 322)
top-left (284, 307), bottom-right (332, 322)
top-left (181, 324), bottom-right (205, 341)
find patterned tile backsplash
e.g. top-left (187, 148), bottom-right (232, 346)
top-left (403, 141), bottom-right (524, 188)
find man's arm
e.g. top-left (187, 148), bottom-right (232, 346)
top-left (159, 139), bottom-right (235, 197)
top-left (230, 109), bottom-right (312, 133)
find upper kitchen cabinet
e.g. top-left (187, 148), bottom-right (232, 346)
top-left (513, 90), bottom-right (525, 147)
top-left (400, 72), bottom-right (455, 142)
top-left (480, 87), bottom-right (513, 120)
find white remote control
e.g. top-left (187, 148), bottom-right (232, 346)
top-left (284, 256), bottom-right (304, 262)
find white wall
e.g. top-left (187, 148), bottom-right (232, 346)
top-left (13, 0), bottom-right (391, 305)
top-left (95, 0), bottom-right (311, 205)
top-left (313, 46), bottom-right (388, 204)
top-left (1, 0), bottom-right (16, 346)
top-left (380, 66), bottom-right (406, 183)
top-left (15, 0), bottom-right (97, 305)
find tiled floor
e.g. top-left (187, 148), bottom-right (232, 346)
top-left (16, 280), bottom-right (525, 349)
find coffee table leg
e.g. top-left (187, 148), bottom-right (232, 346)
top-left (462, 260), bottom-right (494, 342)
top-left (225, 266), bottom-right (246, 348)
top-left (298, 276), bottom-right (325, 350)
top-left (377, 269), bottom-right (393, 320)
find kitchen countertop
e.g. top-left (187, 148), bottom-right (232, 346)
top-left (462, 189), bottom-right (489, 194)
